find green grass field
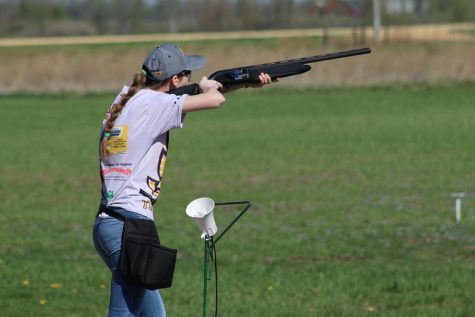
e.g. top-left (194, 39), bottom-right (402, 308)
top-left (1, 84), bottom-right (474, 316)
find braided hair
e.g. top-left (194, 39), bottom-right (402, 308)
top-left (100, 72), bottom-right (166, 158)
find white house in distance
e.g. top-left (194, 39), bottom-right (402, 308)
top-left (310, 0), bottom-right (429, 16)
top-left (385, 0), bottom-right (429, 14)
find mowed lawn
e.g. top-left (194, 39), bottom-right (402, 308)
top-left (0, 84), bottom-right (474, 316)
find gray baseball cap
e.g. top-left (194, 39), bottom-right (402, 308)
top-left (142, 44), bottom-right (205, 81)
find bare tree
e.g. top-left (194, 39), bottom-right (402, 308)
top-left (159, 0), bottom-right (178, 33)
top-left (271, 0), bottom-right (294, 28)
top-left (115, 0), bottom-right (129, 34)
top-left (130, 0), bottom-right (145, 34)
top-left (236, 0), bottom-right (258, 30)
top-left (193, 0), bottom-right (230, 32)
top-left (90, 0), bottom-right (107, 34)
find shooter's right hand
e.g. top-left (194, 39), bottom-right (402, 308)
top-left (199, 77), bottom-right (223, 93)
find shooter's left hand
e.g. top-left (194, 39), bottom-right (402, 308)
top-left (247, 73), bottom-right (278, 88)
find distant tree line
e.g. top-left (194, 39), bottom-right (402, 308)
top-left (0, 0), bottom-right (473, 37)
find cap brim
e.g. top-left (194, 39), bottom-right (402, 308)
top-left (184, 55), bottom-right (205, 71)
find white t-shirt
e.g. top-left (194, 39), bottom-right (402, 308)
top-left (99, 86), bottom-right (186, 219)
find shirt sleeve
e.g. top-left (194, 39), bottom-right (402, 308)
top-left (101, 85), bottom-right (130, 133)
top-left (114, 85), bottom-right (129, 104)
top-left (145, 92), bottom-right (186, 138)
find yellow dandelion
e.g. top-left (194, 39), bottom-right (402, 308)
top-left (39, 299), bottom-right (48, 305)
top-left (100, 284), bottom-right (106, 289)
top-left (367, 305), bottom-right (376, 312)
top-left (50, 283), bottom-right (62, 289)
top-left (22, 279), bottom-right (30, 286)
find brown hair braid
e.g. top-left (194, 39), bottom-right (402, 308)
top-left (100, 72), bottom-right (166, 158)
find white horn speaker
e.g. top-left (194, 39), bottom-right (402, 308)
top-left (186, 197), bottom-right (217, 239)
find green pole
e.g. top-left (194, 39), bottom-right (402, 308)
top-left (203, 237), bottom-right (211, 317)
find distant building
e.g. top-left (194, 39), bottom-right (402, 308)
top-left (385, 0), bottom-right (429, 14)
top-left (309, 0), bottom-right (365, 17)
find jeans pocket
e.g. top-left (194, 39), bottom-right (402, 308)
top-left (94, 217), bottom-right (124, 257)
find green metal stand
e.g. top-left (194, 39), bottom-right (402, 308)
top-left (201, 201), bottom-right (251, 317)
top-left (203, 236), bottom-right (213, 317)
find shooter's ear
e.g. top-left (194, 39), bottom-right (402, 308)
top-left (170, 75), bottom-right (180, 86)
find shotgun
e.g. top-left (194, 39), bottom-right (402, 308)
top-left (168, 47), bottom-right (371, 96)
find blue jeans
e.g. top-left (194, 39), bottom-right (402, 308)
top-left (93, 210), bottom-right (166, 317)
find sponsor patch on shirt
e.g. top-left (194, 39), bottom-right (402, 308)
top-left (108, 126), bottom-right (128, 155)
top-left (102, 167), bottom-right (132, 175)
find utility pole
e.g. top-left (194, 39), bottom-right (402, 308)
top-left (372, 0), bottom-right (382, 42)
